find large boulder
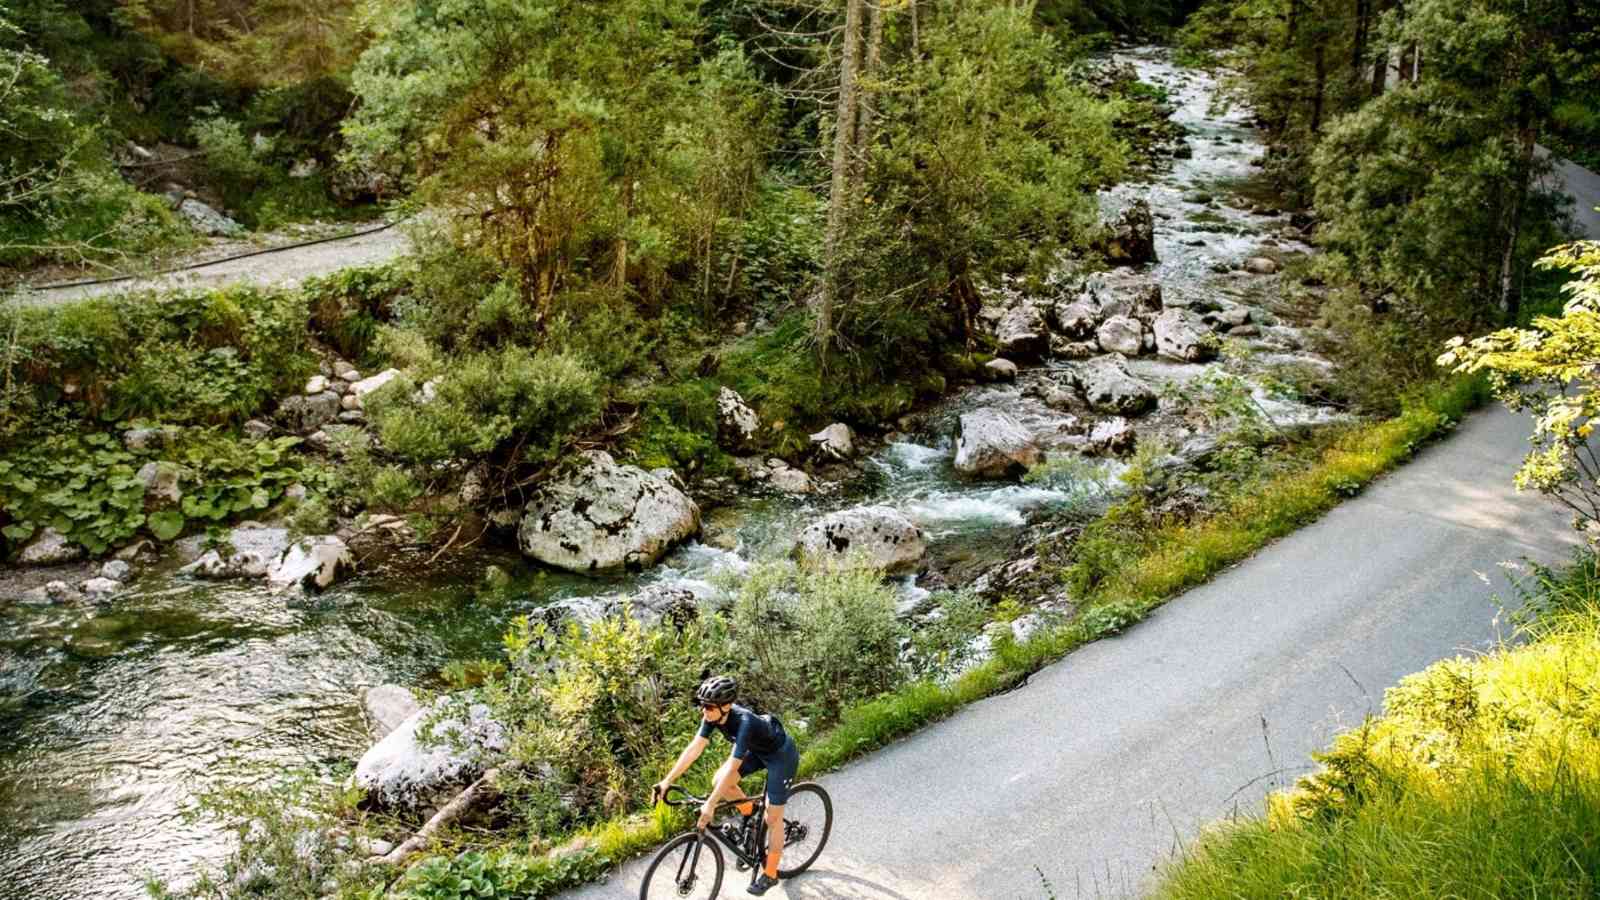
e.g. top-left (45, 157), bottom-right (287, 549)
top-left (1095, 315), bottom-right (1145, 357)
top-left (954, 409), bottom-right (1042, 478)
top-left (518, 451), bottom-right (701, 573)
top-left (716, 387), bottom-right (760, 451)
top-left (795, 505), bottom-right (926, 575)
top-left (1050, 299), bottom-right (1100, 340)
top-left (17, 527), bottom-right (84, 566)
top-left (1100, 199), bottom-right (1157, 266)
top-left (994, 302), bottom-right (1050, 361)
top-left (810, 423), bottom-right (855, 460)
top-left (1153, 309), bottom-right (1217, 363)
top-left (136, 461), bottom-right (183, 508)
top-left (178, 198), bottom-right (243, 237)
top-left (364, 685), bottom-right (422, 740)
top-left (1090, 270), bottom-right (1164, 323)
top-left (277, 392), bottom-right (342, 434)
top-left (1071, 359), bottom-right (1158, 416)
top-left (268, 536), bottom-right (355, 593)
top-left (179, 525), bottom-right (292, 579)
top-left (354, 696), bottom-right (508, 811)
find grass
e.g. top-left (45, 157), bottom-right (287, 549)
top-left (1151, 555), bottom-right (1600, 899)
top-left (384, 375), bottom-right (1492, 898)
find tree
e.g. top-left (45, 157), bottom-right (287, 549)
top-left (343, 0), bottom-right (770, 328)
top-left (1311, 0), bottom-right (1599, 328)
top-left (835, 2), bottom-right (1124, 358)
top-left (1440, 241), bottom-right (1600, 533)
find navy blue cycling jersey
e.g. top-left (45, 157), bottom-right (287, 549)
top-left (698, 704), bottom-right (786, 760)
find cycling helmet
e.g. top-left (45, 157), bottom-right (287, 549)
top-left (694, 674), bottom-right (737, 707)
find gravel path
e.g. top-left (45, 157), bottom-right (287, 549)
top-left (21, 222), bottom-right (412, 306)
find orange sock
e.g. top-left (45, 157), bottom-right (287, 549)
top-left (737, 800), bottom-right (755, 816)
top-left (764, 852), bottom-right (780, 879)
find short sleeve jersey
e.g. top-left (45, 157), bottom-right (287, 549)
top-left (697, 704), bottom-right (785, 761)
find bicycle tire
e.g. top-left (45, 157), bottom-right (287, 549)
top-left (776, 782), bottom-right (833, 877)
top-left (639, 831), bottom-right (724, 900)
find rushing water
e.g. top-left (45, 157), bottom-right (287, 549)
top-left (0, 47), bottom-right (1334, 899)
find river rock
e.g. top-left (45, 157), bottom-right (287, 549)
top-left (81, 577), bottom-right (121, 602)
top-left (269, 536), bottom-right (355, 592)
top-left (1244, 256), bottom-right (1280, 275)
top-left (795, 505), bottom-right (926, 575)
top-left (1050, 298), bottom-right (1100, 339)
top-left (716, 388), bottom-right (760, 451)
top-left (1101, 199), bottom-right (1157, 265)
top-left (1085, 417), bottom-right (1137, 456)
top-left (541, 595), bottom-right (614, 629)
top-left (954, 409), bottom-right (1041, 479)
top-left (629, 584), bottom-right (700, 629)
top-left (277, 392), bottom-right (342, 434)
top-left (1072, 359), bottom-right (1158, 416)
top-left (364, 684), bottom-right (422, 740)
top-left (101, 559), bottom-right (132, 582)
top-left (305, 375), bottom-right (328, 395)
top-left (518, 451), bottom-right (700, 574)
top-left (178, 198), bottom-right (244, 237)
top-left (1049, 336), bottom-right (1099, 360)
top-left (994, 302), bottom-right (1049, 361)
top-left (45, 580), bottom-right (83, 603)
top-left (18, 527), bottom-right (84, 566)
top-left (354, 696), bottom-right (508, 811)
top-left (1095, 315), bottom-right (1145, 357)
top-left (243, 419), bottom-right (274, 440)
top-left (1091, 270), bottom-right (1164, 323)
top-left (810, 423), bottom-right (855, 460)
top-left (179, 525), bottom-right (291, 580)
top-left (122, 425), bottom-right (179, 452)
top-left (136, 461), bottom-right (183, 507)
top-left (984, 358), bottom-right (1019, 382)
top-left (349, 368), bottom-right (402, 401)
top-left (1153, 309), bottom-right (1217, 363)
top-left (768, 466), bottom-right (815, 495)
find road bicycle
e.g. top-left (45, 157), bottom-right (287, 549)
top-left (640, 780), bottom-right (833, 899)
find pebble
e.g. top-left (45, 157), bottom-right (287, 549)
top-left (306, 375), bottom-right (328, 395)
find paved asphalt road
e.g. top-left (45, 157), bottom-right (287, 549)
top-left (569, 407), bottom-right (1582, 900)
top-left (1544, 148), bottom-right (1600, 240)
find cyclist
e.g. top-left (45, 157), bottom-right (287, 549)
top-left (653, 674), bottom-right (799, 896)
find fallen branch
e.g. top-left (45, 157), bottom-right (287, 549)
top-left (369, 767), bottom-right (501, 868)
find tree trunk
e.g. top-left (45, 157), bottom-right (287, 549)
top-left (1311, 44), bottom-right (1327, 134)
top-left (818, 0), bottom-right (865, 360)
top-left (1497, 121), bottom-right (1539, 322)
top-left (1352, 0), bottom-right (1370, 77)
top-left (1286, 0), bottom-right (1300, 47)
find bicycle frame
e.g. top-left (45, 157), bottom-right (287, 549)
top-left (664, 782), bottom-right (772, 886)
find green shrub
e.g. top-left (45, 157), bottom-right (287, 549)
top-left (725, 562), bottom-right (906, 723)
top-left (0, 428), bottom-right (301, 556)
top-left (369, 345), bottom-right (601, 465)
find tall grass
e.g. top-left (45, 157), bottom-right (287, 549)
top-left (1153, 556), bottom-right (1600, 899)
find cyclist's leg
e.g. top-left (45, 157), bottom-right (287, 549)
top-left (760, 739), bottom-right (800, 878)
top-left (712, 754), bottom-right (762, 816)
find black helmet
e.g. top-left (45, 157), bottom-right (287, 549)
top-left (695, 674), bottom-right (737, 707)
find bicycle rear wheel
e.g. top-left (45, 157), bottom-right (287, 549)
top-left (776, 782), bottom-right (833, 877)
top-left (639, 832), bottom-right (724, 900)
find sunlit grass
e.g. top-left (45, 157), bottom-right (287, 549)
top-left (1153, 558), bottom-right (1600, 899)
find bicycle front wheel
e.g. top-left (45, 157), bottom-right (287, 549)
top-left (777, 782), bottom-right (833, 877)
top-left (639, 831), bottom-right (724, 900)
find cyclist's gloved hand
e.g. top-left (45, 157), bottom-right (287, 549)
top-left (697, 801), bottom-right (715, 831)
top-left (651, 781), bottom-right (670, 806)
